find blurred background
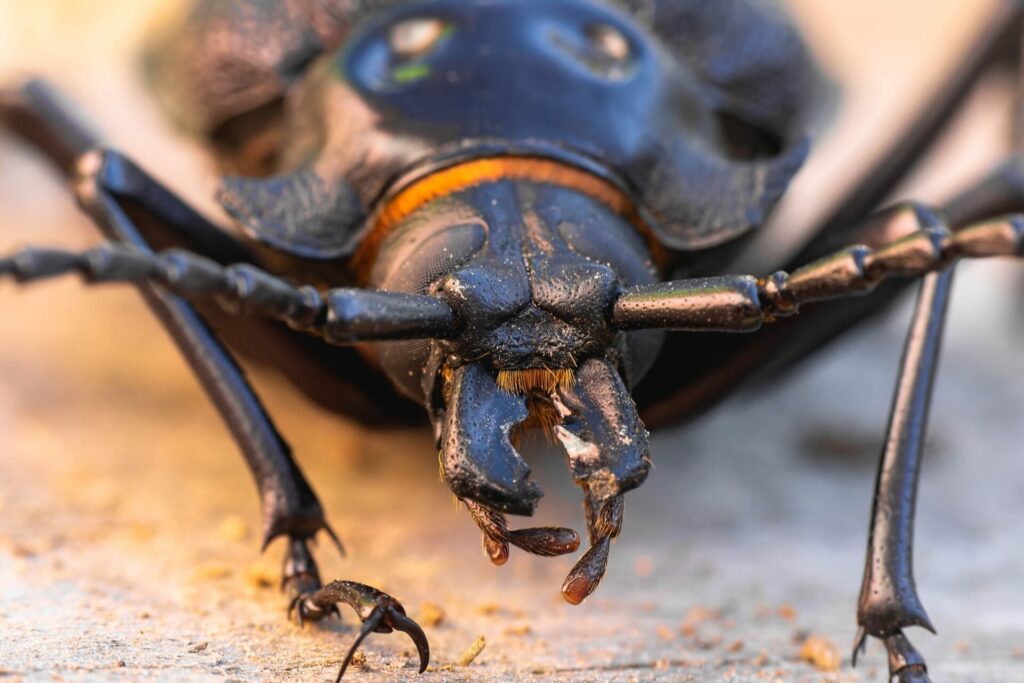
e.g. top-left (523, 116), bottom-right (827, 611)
top-left (1, 1), bottom-right (1023, 681)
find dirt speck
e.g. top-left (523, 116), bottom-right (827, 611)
top-left (798, 634), bottom-right (840, 672)
top-left (457, 635), bottom-right (486, 666)
top-left (348, 652), bottom-right (367, 670)
top-left (682, 606), bottom-right (720, 637)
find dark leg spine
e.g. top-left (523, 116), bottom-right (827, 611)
top-left (852, 270), bottom-right (953, 682)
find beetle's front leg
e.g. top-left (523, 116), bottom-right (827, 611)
top-left (1, 81), bottom-right (430, 679)
top-left (0, 244), bottom-right (438, 680)
top-left (281, 537), bottom-right (340, 622)
top-left (283, 539), bottom-right (431, 681)
top-left (286, 568), bottom-right (430, 682)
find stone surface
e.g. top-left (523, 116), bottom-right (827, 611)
top-left (2, 1), bottom-right (1023, 681)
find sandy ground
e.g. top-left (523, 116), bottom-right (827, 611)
top-left (2, 1), bottom-right (1024, 681)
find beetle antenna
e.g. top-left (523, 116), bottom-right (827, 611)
top-left (611, 214), bottom-right (1024, 333)
top-left (0, 242), bottom-right (458, 343)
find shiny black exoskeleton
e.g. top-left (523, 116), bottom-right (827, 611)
top-left (5, 1), bottom-right (1024, 680)
top-left (369, 181), bottom-right (660, 516)
top-left (190, 0), bottom-right (816, 531)
top-left (208, 0), bottom-right (812, 258)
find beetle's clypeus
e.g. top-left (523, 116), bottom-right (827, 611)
top-left (2, 1), bottom-right (1024, 680)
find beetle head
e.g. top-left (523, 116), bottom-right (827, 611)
top-left (364, 176), bottom-right (661, 516)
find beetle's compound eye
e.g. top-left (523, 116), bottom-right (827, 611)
top-left (586, 23), bottom-right (630, 62)
top-left (390, 17), bottom-right (448, 58)
top-left (554, 21), bottom-right (636, 80)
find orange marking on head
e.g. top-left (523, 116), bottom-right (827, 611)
top-left (353, 156), bottom-right (662, 280)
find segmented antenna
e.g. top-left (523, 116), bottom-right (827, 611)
top-left (0, 243), bottom-right (457, 344)
top-left (612, 211), bottom-right (1024, 332)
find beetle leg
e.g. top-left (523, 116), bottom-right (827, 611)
top-left (4, 78), bottom-right (419, 424)
top-left (283, 537), bottom-right (340, 624)
top-left (788, 2), bottom-right (1024, 266)
top-left (611, 257), bottom-right (959, 677)
top-left (849, 270), bottom-right (952, 683)
top-left (1, 80), bottom-right (353, 626)
top-left (853, 628), bottom-right (931, 683)
top-left (290, 580), bottom-right (429, 681)
top-left (636, 0), bottom-right (1024, 422)
top-left (855, 629), bottom-right (931, 683)
top-left (637, 166), bottom-right (1024, 430)
top-left (0, 242), bottom-right (443, 676)
top-left (0, 244), bottom-right (348, 554)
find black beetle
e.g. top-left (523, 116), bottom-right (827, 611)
top-left (2, 1), bottom-right (1024, 680)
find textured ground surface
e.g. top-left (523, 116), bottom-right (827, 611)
top-left (2, 1), bottom-right (1024, 681)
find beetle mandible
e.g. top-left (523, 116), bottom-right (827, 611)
top-left (3, 1), bottom-right (1024, 680)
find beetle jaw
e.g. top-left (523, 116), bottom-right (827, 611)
top-left (434, 355), bottom-right (651, 518)
top-left (550, 357), bottom-right (653, 501)
top-left (437, 362), bottom-right (543, 516)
